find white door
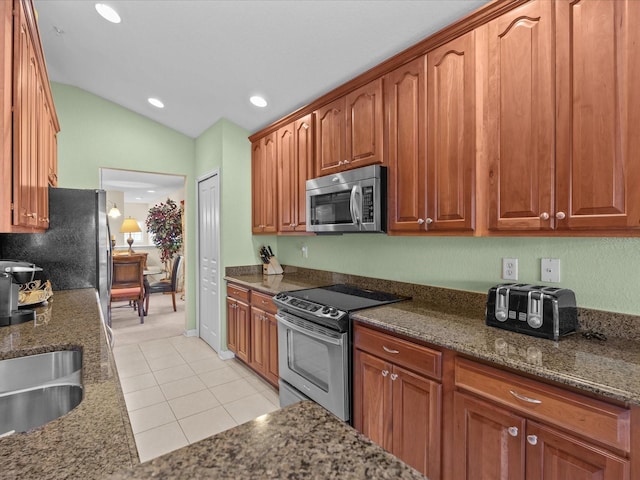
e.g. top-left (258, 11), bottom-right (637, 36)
top-left (197, 171), bottom-right (220, 351)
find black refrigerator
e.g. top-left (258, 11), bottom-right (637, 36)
top-left (0, 188), bottom-right (112, 325)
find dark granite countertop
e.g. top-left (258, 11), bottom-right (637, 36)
top-left (109, 401), bottom-right (426, 479)
top-left (0, 289), bottom-right (138, 479)
top-left (225, 272), bottom-right (640, 406)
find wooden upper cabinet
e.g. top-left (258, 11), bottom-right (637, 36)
top-left (486, 0), bottom-right (554, 232)
top-left (386, 56), bottom-right (427, 234)
top-left (426, 31), bottom-right (476, 232)
top-left (555, 0), bottom-right (640, 231)
top-left (315, 78), bottom-right (384, 177)
top-left (251, 132), bottom-right (278, 234)
top-left (2, 0), bottom-right (58, 233)
top-left (277, 114), bottom-right (312, 233)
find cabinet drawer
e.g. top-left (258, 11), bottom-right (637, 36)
top-left (354, 323), bottom-right (442, 381)
top-left (455, 357), bottom-right (630, 453)
top-left (227, 284), bottom-right (250, 302)
top-left (251, 291), bottom-right (277, 314)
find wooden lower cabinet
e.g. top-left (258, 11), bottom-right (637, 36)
top-left (353, 324), bottom-right (441, 478)
top-left (453, 358), bottom-right (631, 480)
top-left (221, 287), bottom-right (276, 388)
top-left (226, 284), bottom-right (250, 363)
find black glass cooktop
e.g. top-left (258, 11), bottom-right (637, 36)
top-left (286, 284), bottom-right (407, 312)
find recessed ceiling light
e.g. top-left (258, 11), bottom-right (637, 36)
top-left (250, 95), bottom-right (267, 108)
top-left (147, 190), bottom-right (155, 193)
top-left (95, 4), bottom-right (121, 24)
top-left (148, 98), bottom-right (164, 109)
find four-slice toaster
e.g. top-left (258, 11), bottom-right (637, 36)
top-left (486, 283), bottom-right (578, 341)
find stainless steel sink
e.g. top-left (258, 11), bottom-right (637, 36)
top-left (0, 384), bottom-right (83, 434)
top-left (0, 350), bottom-right (82, 394)
top-left (0, 350), bottom-right (83, 435)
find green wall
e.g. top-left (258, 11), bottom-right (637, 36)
top-left (51, 83), bottom-right (199, 329)
top-left (277, 234), bottom-right (640, 316)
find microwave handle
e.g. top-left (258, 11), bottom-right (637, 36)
top-left (350, 185), bottom-right (362, 226)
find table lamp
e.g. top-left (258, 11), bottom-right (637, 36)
top-left (120, 217), bottom-right (141, 254)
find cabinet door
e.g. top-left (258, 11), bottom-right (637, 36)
top-left (345, 78), bottom-right (384, 169)
top-left (250, 307), bottom-right (267, 375)
top-left (486, 0), bottom-right (555, 231)
top-left (235, 300), bottom-right (250, 363)
top-left (391, 364), bottom-right (441, 478)
top-left (353, 349), bottom-right (392, 450)
top-left (453, 392), bottom-right (525, 480)
top-left (315, 97), bottom-right (346, 176)
top-left (251, 133), bottom-right (277, 233)
top-left (226, 298), bottom-right (238, 353)
top-left (386, 56), bottom-right (427, 233)
top-left (526, 421), bottom-right (630, 480)
top-left (265, 311), bottom-right (279, 386)
top-left (555, 0), bottom-right (640, 231)
top-left (426, 31), bottom-right (475, 232)
top-left (277, 124), bottom-right (296, 232)
top-left (277, 114), bottom-right (313, 233)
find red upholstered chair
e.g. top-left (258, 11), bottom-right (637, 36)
top-left (110, 253), bottom-right (146, 323)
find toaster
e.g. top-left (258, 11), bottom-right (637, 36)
top-left (486, 283), bottom-right (577, 340)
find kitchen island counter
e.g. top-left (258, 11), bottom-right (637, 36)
top-left (108, 400), bottom-right (426, 479)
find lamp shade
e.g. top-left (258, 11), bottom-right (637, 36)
top-left (108, 203), bottom-right (121, 218)
top-left (120, 217), bottom-right (141, 234)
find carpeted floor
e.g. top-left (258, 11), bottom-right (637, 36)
top-left (111, 292), bottom-right (186, 347)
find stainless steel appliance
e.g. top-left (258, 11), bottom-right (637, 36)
top-left (0, 260), bottom-right (42, 326)
top-left (486, 283), bottom-right (577, 340)
top-left (0, 188), bottom-right (112, 326)
top-left (274, 284), bottom-right (406, 422)
top-left (306, 165), bottom-right (386, 233)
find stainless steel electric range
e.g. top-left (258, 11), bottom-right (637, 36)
top-left (273, 284), bottom-right (407, 422)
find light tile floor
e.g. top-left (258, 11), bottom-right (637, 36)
top-left (113, 335), bottom-right (280, 462)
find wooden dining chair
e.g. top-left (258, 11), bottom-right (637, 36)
top-left (111, 253), bottom-right (146, 324)
top-left (145, 255), bottom-right (183, 315)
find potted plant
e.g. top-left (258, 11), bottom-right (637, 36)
top-left (146, 198), bottom-right (183, 277)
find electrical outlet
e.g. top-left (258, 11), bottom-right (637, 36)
top-left (502, 258), bottom-right (518, 280)
top-left (541, 258), bottom-right (560, 283)
top-left (301, 245), bottom-right (308, 259)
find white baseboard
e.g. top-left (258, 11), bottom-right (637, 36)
top-left (183, 329), bottom-right (198, 337)
top-left (219, 349), bottom-right (235, 360)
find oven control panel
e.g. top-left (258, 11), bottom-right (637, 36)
top-left (273, 292), bottom-right (348, 324)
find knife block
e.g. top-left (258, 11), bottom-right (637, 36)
top-left (263, 257), bottom-right (284, 275)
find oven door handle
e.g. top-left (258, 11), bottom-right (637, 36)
top-left (276, 313), bottom-right (343, 346)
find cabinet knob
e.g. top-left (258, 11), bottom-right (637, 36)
top-left (39, 217), bottom-right (49, 223)
top-left (555, 211), bottom-right (566, 220)
top-left (527, 435), bottom-right (538, 446)
top-left (390, 373), bottom-right (398, 381)
top-left (417, 218), bottom-right (425, 225)
top-left (302, 123), bottom-right (309, 130)
top-left (25, 212), bottom-right (36, 218)
top-left (507, 426), bottom-right (519, 437)
top-left (343, 159), bottom-right (350, 164)
top-left (540, 212), bottom-right (550, 220)
top-left (425, 218), bottom-right (433, 224)
top-left (381, 370), bottom-right (389, 377)
top-left (338, 161), bottom-right (343, 166)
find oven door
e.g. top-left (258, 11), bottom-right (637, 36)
top-left (276, 311), bottom-right (349, 421)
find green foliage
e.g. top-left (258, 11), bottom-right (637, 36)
top-left (146, 198), bottom-right (183, 263)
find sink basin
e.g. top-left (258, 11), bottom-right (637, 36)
top-left (0, 384), bottom-right (83, 434)
top-left (0, 350), bottom-right (82, 394)
top-left (0, 350), bottom-right (83, 435)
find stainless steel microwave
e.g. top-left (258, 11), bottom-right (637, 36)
top-left (306, 165), bottom-right (386, 233)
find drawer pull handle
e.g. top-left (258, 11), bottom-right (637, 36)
top-left (527, 435), bottom-right (538, 446)
top-left (381, 370), bottom-right (389, 377)
top-left (390, 373), bottom-right (398, 381)
top-left (509, 390), bottom-right (542, 405)
top-left (382, 346), bottom-right (400, 354)
top-left (507, 426), bottom-right (519, 437)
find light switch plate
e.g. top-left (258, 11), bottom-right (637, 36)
top-left (541, 258), bottom-right (560, 283)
